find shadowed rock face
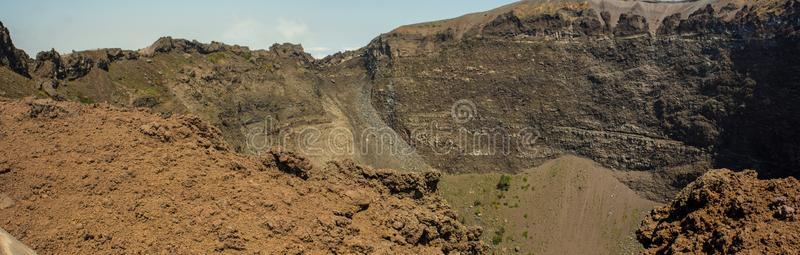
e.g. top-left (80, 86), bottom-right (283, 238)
top-left (0, 22), bottom-right (29, 78)
top-left (614, 13), bottom-right (650, 36)
top-left (0, 0), bottom-right (799, 201)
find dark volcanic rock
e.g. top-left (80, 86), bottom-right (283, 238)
top-left (483, 12), bottom-right (525, 37)
top-left (33, 49), bottom-right (64, 79)
top-left (94, 48), bottom-right (138, 70)
top-left (0, 21), bottom-right (30, 77)
top-left (573, 9), bottom-right (604, 36)
top-left (600, 11), bottom-right (612, 32)
top-left (657, 13), bottom-right (682, 36)
top-left (105, 48), bottom-right (139, 61)
top-left (482, 8), bottom-right (605, 37)
top-left (614, 13), bottom-right (650, 36)
top-left (145, 37), bottom-right (253, 56)
top-left (31, 48), bottom-right (139, 80)
top-left (61, 52), bottom-right (95, 80)
top-left (677, 4), bottom-right (727, 35)
top-left (148, 36), bottom-right (183, 53)
top-left (34, 50), bottom-right (95, 80)
top-left (269, 43), bottom-right (315, 62)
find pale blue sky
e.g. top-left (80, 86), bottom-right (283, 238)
top-left (0, 0), bottom-right (516, 58)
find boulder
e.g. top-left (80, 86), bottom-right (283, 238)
top-left (657, 13), bottom-right (682, 36)
top-left (678, 4), bottom-right (727, 35)
top-left (269, 43), bottom-right (314, 62)
top-left (33, 49), bottom-right (63, 79)
top-left (614, 13), bottom-right (650, 37)
top-left (61, 52), bottom-right (95, 80)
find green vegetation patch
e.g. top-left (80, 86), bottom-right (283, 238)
top-left (492, 226), bottom-right (505, 245)
top-left (497, 175), bottom-right (512, 191)
top-left (78, 95), bottom-right (95, 104)
top-left (207, 52), bottom-right (229, 64)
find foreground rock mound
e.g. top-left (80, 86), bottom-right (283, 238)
top-left (638, 169), bottom-right (800, 254)
top-left (0, 98), bottom-right (485, 254)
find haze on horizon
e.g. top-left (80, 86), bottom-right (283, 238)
top-left (0, 0), bottom-right (517, 58)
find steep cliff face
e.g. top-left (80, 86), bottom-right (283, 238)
top-left (363, 0), bottom-right (800, 199)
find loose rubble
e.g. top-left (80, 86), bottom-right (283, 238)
top-left (638, 169), bottom-right (800, 254)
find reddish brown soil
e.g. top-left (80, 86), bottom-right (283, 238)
top-left (638, 169), bottom-right (800, 254)
top-left (0, 98), bottom-right (485, 254)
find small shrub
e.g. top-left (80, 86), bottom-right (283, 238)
top-left (239, 51), bottom-right (253, 60)
top-left (207, 52), bottom-right (227, 63)
top-left (492, 227), bottom-right (505, 245)
top-left (497, 175), bottom-right (512, 191)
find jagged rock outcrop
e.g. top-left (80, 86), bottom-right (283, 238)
top-left (482, 8), bottom-right (607, 37)
top-left (677, 4), bottom-right (727, 34)
top-left (614, 13), bottom-right (650, 36)
top-left (31, 48), bottom-right (139, 81)
top-left (656, 13), bottom-right (682, 35)
top-left (87, 48), bottom-right (139, 71)
top-left (32, 49), bottom-right (62, 79)
top-left (60, 52), bottom-right (94, 80)
top-left (0, 21), bottom-right (30, 77)
top-left (269, 43), bottom-right (315, 63)
top-left (142, 36), bottom-right (243, 56)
